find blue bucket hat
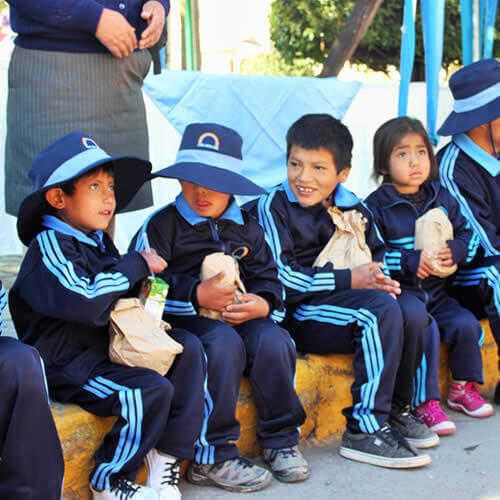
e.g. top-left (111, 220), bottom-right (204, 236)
top-left (153, 123), bottom-right (266, 195)
top-left (438, 58), bottom-right (500, 136)
top-left (17, 132), bottom-right (152, 246)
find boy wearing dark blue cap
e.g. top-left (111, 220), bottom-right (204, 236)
top-left (131, 123), bottom-right (309, 493)
top-left (9, 132), bottom-right (207, 500)
top-left (436, 58), bottom-right (500, 403)
top-left (0, 280), bottom-right (64, 499)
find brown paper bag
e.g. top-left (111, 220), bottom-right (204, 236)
top-left (314, 207), bottom-right (372, 269)
top-left (199, 252), bottom-right (246, 320)
top-left (109, 298), bottom-right (183, 375)
top-left (414, 208), bottom-right (458, 278)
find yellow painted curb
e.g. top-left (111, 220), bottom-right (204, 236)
top-left (54, 320), bottom-right (497, 499)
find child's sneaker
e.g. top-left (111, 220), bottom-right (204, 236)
top-left (262, 445), bottom-right (311, 483)
top-left (447, 381), bottom-right (494, 417)
top-left (413, 399), bottom-right (456, 436)
top-left (388, 407), bottom-right (440, 448)
top-left (145, 448), bottom-right (181, 499)
top-left (186, 457), bottom-right (272, 493)
top-left (90, 478), bottom-right (159, 499)
top-left (339, 424), bottom-right (431, 469)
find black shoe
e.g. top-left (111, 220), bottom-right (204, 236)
top-left (389, 407), bottom-right (440, 448)
top-left (339, 424), bottom-right (431, 469)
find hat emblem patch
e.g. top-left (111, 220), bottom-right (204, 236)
top-left (82, 137), bottom-right (99, 149)
top-left (197, 132), bottom-right (220, 151)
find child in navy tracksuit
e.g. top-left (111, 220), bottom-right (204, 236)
top-left (366, 116), bottom-right (493, 437)
top-left (435, 58), bottom-right (500, 404)
top-left (130, 123), bottom-right (308, 493)
top-left (247, 114), bottom-right (436, 470)
top-left (0, 280), bottom-right (64, 499)
top-left (9, 133), bottom-right (207, 500)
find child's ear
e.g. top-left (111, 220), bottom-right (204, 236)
top-left (338, 167), bottom-right (351, 184)
top-left (45, 188), bottom-right (66, 209)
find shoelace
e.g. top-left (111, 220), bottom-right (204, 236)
top-left (161, 459), bottom-right (181, 486)
top-left (215, 456), bottom-right (252, 473)
top-left (377, 424), bottom-right (415, 454)
top-left (424, 399), bottom-right (442, 416)
top-left (109, 478), bottom-right (140, 499)
top-left (275, 447), bottom-right (298, 459)
top-left (463, 382), bottom-right (484, 403)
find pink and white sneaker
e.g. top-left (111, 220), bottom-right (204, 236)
top-left (414, 399), bottom-right (456, 436)
top-left (447, 382), bottom-right (494, 418)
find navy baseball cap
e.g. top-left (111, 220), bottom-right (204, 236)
top-left (153, 123), bottom-right (266, 195)
top-left (17, 132), bottom-right (152, 246)
top-left (438, 58), bottom-right (500, 136)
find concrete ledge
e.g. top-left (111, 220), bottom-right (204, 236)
top-left (54, 320), bottom-right (497, 499)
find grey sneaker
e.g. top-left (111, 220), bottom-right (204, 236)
top-left (186, 457), bottom-right (272, 493)
top-left (262, 445), bottom-right (311, 483)
top-left (339, 424), bottom-right (431, 469)
top-left (389, 408), bottom-right (440, 448)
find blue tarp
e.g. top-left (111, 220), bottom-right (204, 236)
top-left (144, 70), bottom-right (361, 190)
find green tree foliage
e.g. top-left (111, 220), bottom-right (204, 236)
top-left (270, 0), bottom-right (500, 78)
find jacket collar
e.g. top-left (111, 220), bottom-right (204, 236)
top-left (374, 181), bottom-right (439, 210)
top-left (453, 133), bottom-right (500, 177)
top-left (174, 193), bottom-right (244, 226)
top-left (282, 181), bottom-right (359, 209)
top-left (41, 214), bottom-right (103, 247)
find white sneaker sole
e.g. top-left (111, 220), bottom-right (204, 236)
top-left (447, 400), bottom-right (494, 418)
top-left (406, 433), bottom-right (440, 449)
top-left (339, 446), bottom-right (431, 469)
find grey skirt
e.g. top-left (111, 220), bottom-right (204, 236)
top-left (5, 46), bottom-right (153, 216)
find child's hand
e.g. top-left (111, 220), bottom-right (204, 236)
top-left (140, 248), bottom-right (167, 273)
top-left (351, 262), bottom-right (401, 296)
top-left (434, 246), bottom-right (454, 268)
top-left (417, 251), bottom-right (435, 279)
top-left (222, 293), bottom-right (270, 326)
top-left (197, 272), bottom-right (236, 312)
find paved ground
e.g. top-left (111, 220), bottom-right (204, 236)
top-left (179, 412), bottom-right (500, 500)
top-left (2, 254), bottom-right (500, 499)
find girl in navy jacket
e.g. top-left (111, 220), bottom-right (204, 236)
top-left (366, 117), bottom-right (493, 437)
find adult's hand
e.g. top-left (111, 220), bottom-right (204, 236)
top-left (96, 8), bottom-right (137, 58)
top-left (138, 1), bottom-right (166, 49)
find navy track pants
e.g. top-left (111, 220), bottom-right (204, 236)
top-left (284, 289), bottom-right (422, 434)
top-left (171, 316), bottom-right (306, 464)
top-left (49, 329), bottom-right (206, 491)
top-left (449, 256), bottom-right (500, 353)
top-left (0, 337), bottom-right (64, 500)
top-left (400, 286), bottom-right (484, 406)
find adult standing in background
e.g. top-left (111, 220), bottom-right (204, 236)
top-left (4, 0), bottom-right (169, 216)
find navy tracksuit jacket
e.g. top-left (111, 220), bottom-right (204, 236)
top-left (9, 216), bottom-right (206, 491)
top-left (247, 181), bottom-right (425, 434)
top-left (0, 280), bottom-right (64, 500)
top-left (366, 180), bottom-right (484, 404)
top-left (130, 194), bottom-right (306, 464)
top-left (438, 134), bottom-right (500, 349)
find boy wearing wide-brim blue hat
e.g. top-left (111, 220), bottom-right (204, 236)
top-left (10, 132), bottom-right (209, 500)
top-left (436, 58), bottom-right (500, 405)
top-left (131, 123), bottom-right (310, 492)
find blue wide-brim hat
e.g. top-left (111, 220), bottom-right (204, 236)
top-left (153, 123), bottom-right (266, 195)
top-left (438, 58), bottom-right (500, 136)
top-left (18, 132), bottom-right (152, 246)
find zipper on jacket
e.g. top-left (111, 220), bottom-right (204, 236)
top-left (208, 219), bottom-right (227, 253)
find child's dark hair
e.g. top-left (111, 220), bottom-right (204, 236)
top-left (286, 114), bottom-right (353, 173)
top-left (42, 163), bottom-right (115, 214)
top-left (373, 116), bottom-right (438, 183)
